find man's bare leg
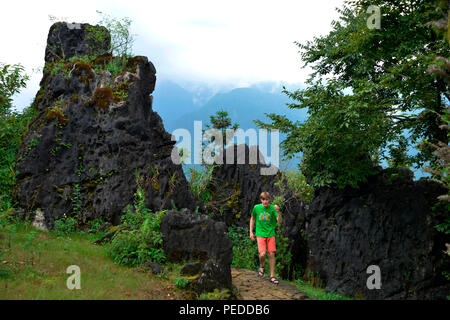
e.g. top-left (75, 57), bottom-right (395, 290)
top-left (268, 252), bottom-right (275, 277)
top-left (259, 252), bottom-right (266, 269)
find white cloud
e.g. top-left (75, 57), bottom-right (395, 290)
top-left (2, 0), bottom-right (345, 111)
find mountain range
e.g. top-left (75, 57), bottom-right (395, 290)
top-left (152, 80), bottom-right (307, 173)
top-left (152, 80), bottom-right (430, 180)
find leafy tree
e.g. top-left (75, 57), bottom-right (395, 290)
top-left (0, 63), bottom-right (28, 117)
top-left (0, 63), bottom-right (35, 211)
top-left (255, 0), bottom-right (450, 189)
top-left (420, 0), bottom-right (450, 205)
top-left (187, 110), bottom-right (239, 205)
top-left (203, 109), bottom-right (239, 155)
top-left (95, 10), bottom-right (135, 58)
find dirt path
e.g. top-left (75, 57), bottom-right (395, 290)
top-left (231, 267), bottom-right (308, 300)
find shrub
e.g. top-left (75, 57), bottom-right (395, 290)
top-left (275, 169), bottom-right (314, 205)
top-left (174, 277), bottom-right (189, 289)
top-left (108, 176), bottom-right (167, 266)
top-left (0, 250), bottom-right (10, 279)
top-left (108, 229), bottom-right (141, 266)
top-left (106, 57), bottom-right (127, 77)
top-left (53, 214), bottom-right (77, 235)
top-left (274, 227), bottom-right (292, 278)
top-left (227, 225), bottom-right (259, 270)
top-left (187, 165), bottom-right (218, 204)
top-left (109, 209), bottom-right (167, 266)
top-left (87, 216), bottom-right (105, 234)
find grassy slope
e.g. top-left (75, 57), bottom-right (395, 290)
top-left (0, 223), bottom-right (187, 300)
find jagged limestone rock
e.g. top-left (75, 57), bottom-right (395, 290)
top-left (305, 168), bottom-right (449, 300)
top-left (160, 209), bottom-right (234, 296)
top-left (15, 22), bottom-right (203, 228)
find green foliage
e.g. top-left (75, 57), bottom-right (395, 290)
top-left (255, 0), bottom-right (450, 189)
top-left (0, 63), bottom-right (29, 116)
top-left (284, 170), bottom-right (314, 203)
top-left (0, 63), bottom-right (35, 212)
top-left (87, 217), bottom-right (105, 234)
top-left (274, 227), bottom-right (292, 278)
top-left (430, 199), bottom-right (450, 280)
top-left (187, 164), bottom-right (218, 204)
top-left (271, 195), bottom-right (285, 210)
top-left (387, 135), bottom-right (415, 169)
top-left (201, 110), bottom-right (240, 166)
top-left (274, 169), bottom-right (314, 205)
top-left (295, 278), bottom-right (353, 300)
top-left (204, 109), bottom-right (239, 152)
top-left (23, 230), bottom-right (37, 251)
top-left (0, 209), bottom-right (18, 245)
top-left (0, 250), bottom-right (9, 279)
top-left (108, 229), bottom-right (141, 266)
top-left (48, 11), bottom-right (134, 62)
top-left (106, 56), bottom-right (128, 77)
top-left (85, 11), bottom-right (135, 74)
top-left (95, 10), bottom-right (135, 58)
top-left (198, 289), bottom-right (231, 300)
top-left (435, 213), bottom-right (450, 235)
top-left (109, 209), bottom-right (167, 266)
top-left (109, 175), bottom-right (167, 266)
top-left (227, 225), bottom-right (259, 270)
top-left (45, 12), bottom-right (137, 85)
top-left (71, 183), bottom-right (82, 218)
top-left (53, 214), bottom-right (78, 236)
top-left (187, 110), bottom-right (240, 204)
top-left (174, 277), bottom-right (189, 289)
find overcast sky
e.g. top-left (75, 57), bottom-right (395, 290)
top-left (2, 0), bottom-right (345, 112)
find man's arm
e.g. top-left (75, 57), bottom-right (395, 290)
top-left (250, 216), bottom-right (255, 240)
top-left (274, 205), bottom-right (282, 224)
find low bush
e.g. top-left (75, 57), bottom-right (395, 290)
top-left (53, 214), bottom-right (77, 235)
top-left (227, 225), bottom-right (259, 271)
top-left (108, 176), bottom-right (167, 267)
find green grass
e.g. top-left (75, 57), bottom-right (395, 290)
top-left (293, 279), bottom-right (354, 300)
top-left (0, 222), bottom-right (187, 300)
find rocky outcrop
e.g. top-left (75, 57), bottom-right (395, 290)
top-left (14, 22), bottom-right (202, 228)
top-left (160, 209), bottom-right (234, 295)
top-left (305, 167), bottom-right (449, 299)
top-left (44, 22), bottom-right (110, 63)
top-left (207, 144), bottom-right (279, 226)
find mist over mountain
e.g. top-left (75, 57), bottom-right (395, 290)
top-left (175, 87), bottom-right (307, 130)
top-left (152, 81), bottom-right (307, 172)
top-left (152, 81), bottom-right (200, 130)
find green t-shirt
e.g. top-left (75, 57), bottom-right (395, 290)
top-left (251, 203), bottom-right (278, 237)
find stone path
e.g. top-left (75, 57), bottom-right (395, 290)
top-left (231, 267), bottom-right (308, 300)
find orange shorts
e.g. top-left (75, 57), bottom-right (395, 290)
top-left (256, 236), bottom-right (276, 254)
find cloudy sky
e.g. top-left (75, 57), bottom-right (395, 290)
top-left (2, 0), bottom-right (345, 111)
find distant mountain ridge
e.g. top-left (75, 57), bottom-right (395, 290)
top-left (153, 80), bottom-right (307, 132)
top-left (152, 81), bottom-right (307, 172)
